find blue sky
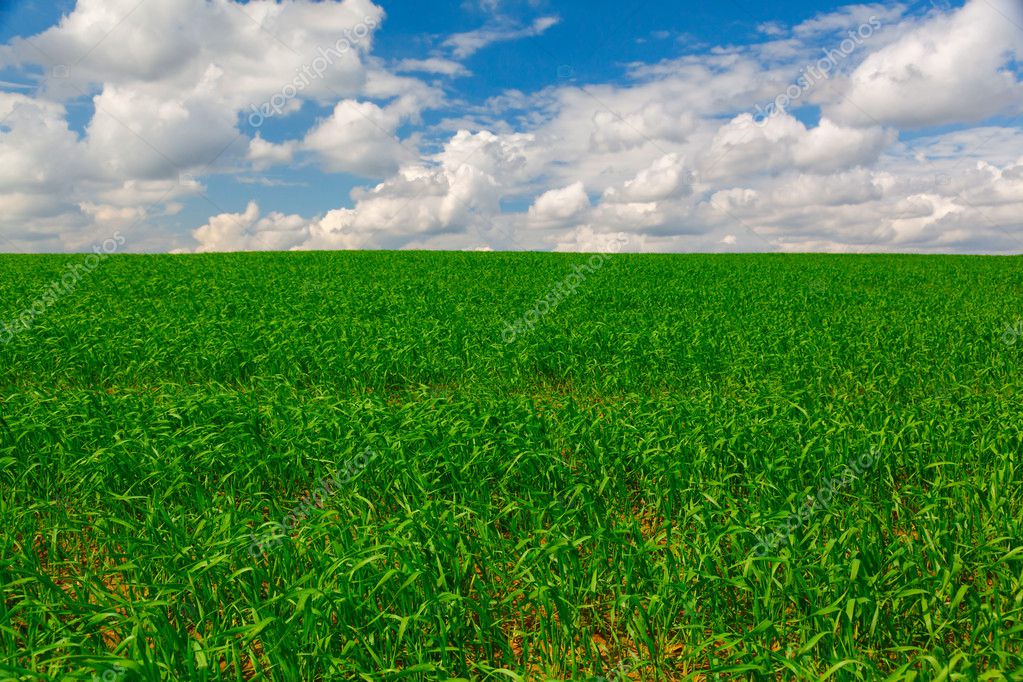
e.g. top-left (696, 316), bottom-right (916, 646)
top-left (0, 0), bottom-right (1021, 253)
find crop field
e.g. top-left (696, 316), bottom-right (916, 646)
top-left (1, 251), bottom-right (1022, 680)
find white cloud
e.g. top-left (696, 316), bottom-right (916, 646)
top-left (702, 113), bottom-right (893, 178)
top-left (792, 3), bottom-right (906, 38)
top-left (247, 135), bottom-right (296, 170)
top-left (757, 22), bottom-right (788, 38)
top-left (603, 153), bottom-right (695, 203)
top-left (528, 181), bottom-right (590, 226)
top-left (395, 58), bottom-right (470, 78)
top-left (0, 0), bottom-right (400, 249)
top-left (553, 226), bottom-right (634, 253)
top-left (302, 99), bottom-right (416, 177)
top-left (443, 15), bottom-right (560, 58)
top-left (828, 0), bottom-right (1023, 128)
top-left (589, 104), bottom-right (695, 153)
top-left (195, 129), bottom-right (519, 252)
top-left (192, 201), bottom-right (311, 253)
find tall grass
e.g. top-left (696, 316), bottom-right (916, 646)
top-left (0, 252), bottom-right (1021, 679)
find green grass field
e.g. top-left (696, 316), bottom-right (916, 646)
top-left (1, 252), bottom-right (1022, 680)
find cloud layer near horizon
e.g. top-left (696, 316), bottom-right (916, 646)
top-left (0, 0), bottom-right (1021, 254)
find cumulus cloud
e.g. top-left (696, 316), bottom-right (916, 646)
top-left (589, 104), bottom-right (695, 153)
top-left (192, 202), bottom-right (311, 253)
top-left (247, 135), bottom-right (296, 171)
top-left (828, 0), bottom-right (1023, 128)
top-left (603, 153), bottom-right (695, 204)
top-left (528, 182), bottom-right (590, 226)
top-left (554, 226), bottom-right (635, 253)
top-left (302, 99), bottom-right (417, 177)
top-left (194, 129), bottom-right (520, 252)
top-left (0, 0), bottom-right (403, 250)
top-left (701, 113), bottom-right (894, 179)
